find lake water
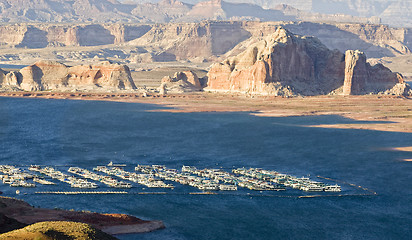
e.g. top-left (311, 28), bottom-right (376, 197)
top-left (0, 97), bottom-right (411, 239)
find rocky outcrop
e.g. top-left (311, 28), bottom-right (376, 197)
top-left (343, 50), bottom-right (404, 95)
top-left (0, 196), bottom-right (164, 235)
top-left (1, 61), bottom-right (136, 92)
top-left (0, 70), bottom-right (21, 91)
top-left (207, 27), bottom-right (345, 96)
top-left (159, 71), bottom-right (203, 93)
top-left (206, 27), bottom-right (408, 96)
top-left (0, 213), bottom-right (26, 234)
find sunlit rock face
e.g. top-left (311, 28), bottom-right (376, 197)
top-left (2, 61), bottom-right (136, 92)
top-left (206, 27), bottom-right (407, 96)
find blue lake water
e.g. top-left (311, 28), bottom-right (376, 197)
top-left (0, 97), bottom-right (411, 239)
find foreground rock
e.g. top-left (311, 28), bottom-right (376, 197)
top-left (206, 27), bottom-right (409, 96)
top-left (0, 61), bottom-right (136, 92)
top-left (0, 221), bottom-right (117, 240)
top-left (0, 213), bottom-right (26, 234)
top-left (0, 197), bottom-right (164, 235)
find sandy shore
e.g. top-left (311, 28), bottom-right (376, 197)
top-left (1, 91), bottom-right (412, 133)
top-left (391, 147), bottom-right (412, 162)
top-left (392, 146), bottom-right (412, 152)
top-left (102, 221), bottom-right (165, 235)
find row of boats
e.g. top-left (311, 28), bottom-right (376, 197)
top-left (68, 167), bottom-right (132, 188)
top-left (0, 165), bottom-right (36, 187)
top-left (0, 164), bottom-right (341, 192)
top-left (232, 167), bottom-right (341, 192)
top-left (136, 165), bottom-right (239, 191)
top-left (93, 166), bottom-right (174, 189)
top-left (29, 166), bottom-right (98, 189)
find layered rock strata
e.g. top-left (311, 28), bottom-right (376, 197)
top-left (0, 61), bottom-right (136, 92)
top-left (206, 27), bottom-right (408, 96)
top-left (343, 50), bottom-right (408, 95)
top-left (0, 21), bottom-right (411, 64)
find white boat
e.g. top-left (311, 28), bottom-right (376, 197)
top-left (301, 184), bottom-right (324, 192)
top-left (108, 161), bottom-right (126, 167)
top-left (33, 178), bottom-right (55, 185)
top-left (219, 185), bottom-right (238, 191)
top-left (324, 185), bottom-right (341, 192)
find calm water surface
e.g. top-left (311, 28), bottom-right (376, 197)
top-left (0, 97), bottom-right (411, 239)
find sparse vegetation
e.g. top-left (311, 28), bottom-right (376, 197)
top-left (0, 221), bottom-right (118, 240)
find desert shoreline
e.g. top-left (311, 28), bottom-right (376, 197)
top-left (1, 91), bottom-right (412, 133)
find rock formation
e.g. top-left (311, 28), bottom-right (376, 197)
top-left (343, 50), bottom-right (406, 95)
top-left (0, 196), bottom-right (165, 236)
top-left (159, 71), bottom-right (203, 93)
top-left (207, 27), bottom-right (345, 96)
top-left (0, 213), bottom-right (27, 234)
top-left (0, 61), bottom-right (136, 92)
top-left (206, 27), bottom-right (408, 96)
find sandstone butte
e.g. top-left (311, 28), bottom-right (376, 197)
top-left (206, 27), bottom-right (411, 97)
top-left (0, 61), bottom-right (136, 92)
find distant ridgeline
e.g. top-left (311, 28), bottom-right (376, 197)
top-left (0, 0), bottom-right (410, 27)
top-left (0, 0), bottom-right (405, 27)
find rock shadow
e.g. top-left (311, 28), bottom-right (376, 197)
top-left (77, 25), bottom-right (115, 46)
top-left (17, 26), bottom-right (48, 49)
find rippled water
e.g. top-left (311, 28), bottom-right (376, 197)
top-left (0, 97), bottom-right (411, 239)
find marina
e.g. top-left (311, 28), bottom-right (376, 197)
top-left (1, 164), bottom-right (343, 193)
top-left (0, 165), bottom-right (36, 187)
top-left (94, 165), bottom-right (174, 189)
top-left (68, 167), bottom-right (132, 188)
top-left (29, 165), bottom-right (98, 189)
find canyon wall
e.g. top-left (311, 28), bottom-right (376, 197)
top-left (129, 21), bottom-right (251, 60)
top-left (0, 24), bottom-right (153, 48)
top-left (0, 21), bottom-right (410, 61)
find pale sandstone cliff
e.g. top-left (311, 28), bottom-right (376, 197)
top-left (343, 50), bottom-right (409, 95)
top-left (206, 27), bottom-right (408, 96)
top-left (0, 61), bottom-right (136, 92)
